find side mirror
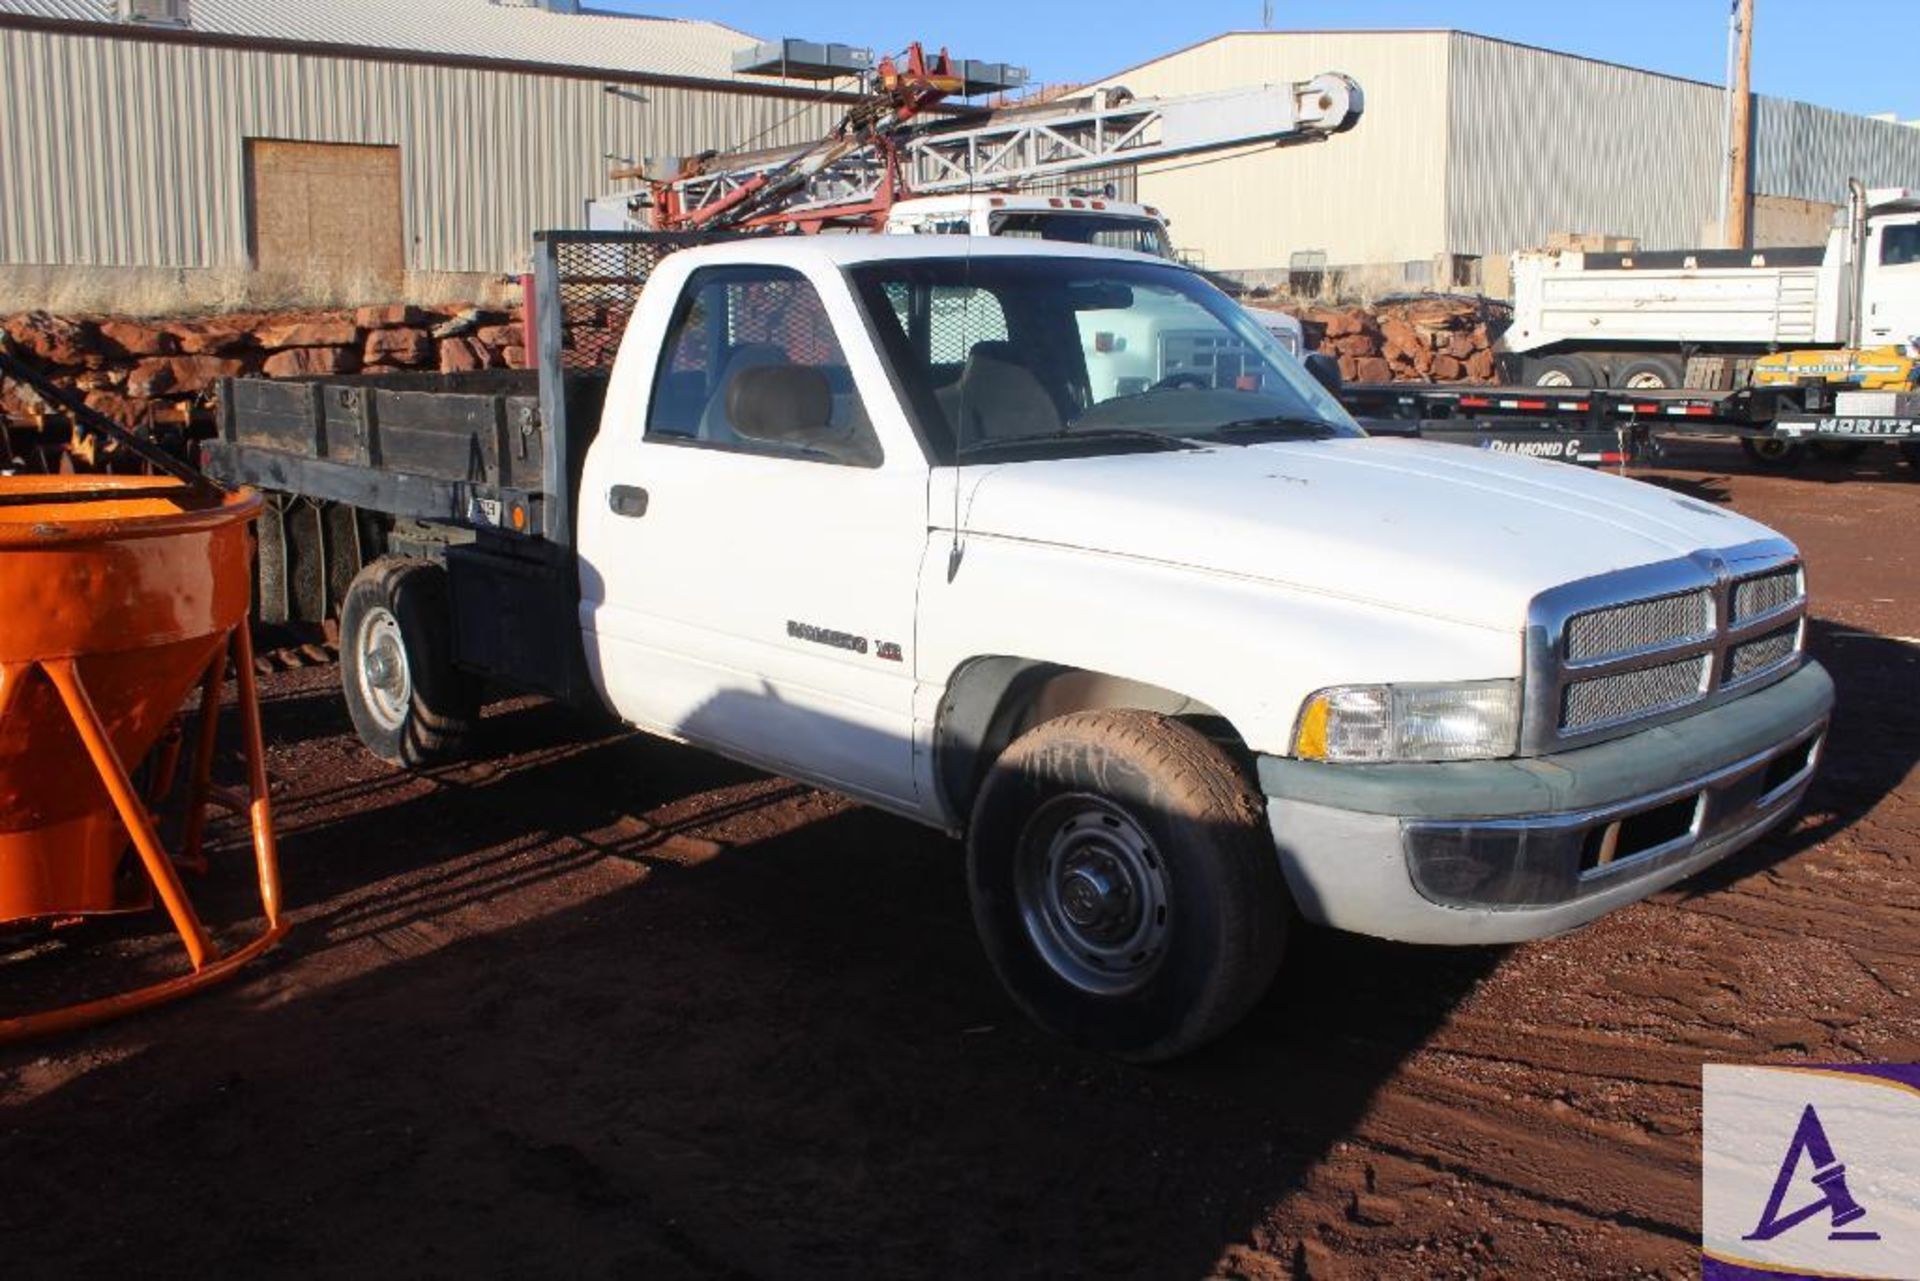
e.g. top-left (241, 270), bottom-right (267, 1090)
top-left (1303, 351), bottom-right (1344, 395)
top-left (727, 364), bottom-right (833, 445)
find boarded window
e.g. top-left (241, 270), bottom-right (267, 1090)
top-left (246, 140), bottom-right (403, 294)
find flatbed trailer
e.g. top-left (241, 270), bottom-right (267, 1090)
top-left (1335, 381), bottom-right (1920, 474)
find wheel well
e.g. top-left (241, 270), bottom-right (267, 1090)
top-left (934, 658), bottom-right (1247, 825)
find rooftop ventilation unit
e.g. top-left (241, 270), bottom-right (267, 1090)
top-left (732, 40), bottom-right (876, 82)
top-left (119, 0), bottom-right (190, 25)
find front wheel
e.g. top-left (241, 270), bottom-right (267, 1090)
top-left (966, 710), bottom-right (1288, 1061)
top-left (340, 557), bottom-right (480, 767)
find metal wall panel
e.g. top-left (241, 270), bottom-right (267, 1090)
top-left (1444, 34), bottom-right (1725, 258)
top-left (2, 0), bottom-right (765, 85)
top-left (1754, 96), bottom-right (1920, 205)
top-left (1093, 32), bottom-right (1453, 273)
top-left (0, 25), bottom-right (844, 273)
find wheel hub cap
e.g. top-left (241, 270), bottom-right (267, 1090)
top-left (357, 608), bottom-right (411, 732)
top-left (1014, 794), bottom-right (1171, 996)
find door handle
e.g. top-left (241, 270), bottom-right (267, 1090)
top-left (609, 485), bottom-right (648, 518)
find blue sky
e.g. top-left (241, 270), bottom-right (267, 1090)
top-left (611, 1), bottom-right (1915, 120)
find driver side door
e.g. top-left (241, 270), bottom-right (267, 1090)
top-left (1863, 216), bottom-right (1920, 348)
top-left (580, 264), bottom-right (929, 811)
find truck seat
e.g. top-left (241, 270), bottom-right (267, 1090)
top-left (939, 342), bottom-right (1062, 446)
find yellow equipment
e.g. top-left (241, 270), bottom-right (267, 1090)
top-left (1752, 345), bottom-right (1920, 392)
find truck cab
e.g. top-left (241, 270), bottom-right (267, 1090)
top-left (1860, 189), bottom-right (1920, 352)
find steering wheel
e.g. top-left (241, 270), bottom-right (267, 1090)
top-left (1149, 372), bottom-right (1211, 391)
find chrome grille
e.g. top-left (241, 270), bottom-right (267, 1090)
top-left (1562, 656), bottom-right (1708, 730)
top-left (1732, 567), bottom-right (1803, 622)
top-left (1729, 624), bottom-right (1800, 682)
top-left (1524, 541), bottom-right (1809, 754)
top-left (1565, 590), bottom-right (1713, 662)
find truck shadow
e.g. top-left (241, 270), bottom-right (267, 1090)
top-left (1, 687), bottom-right (1502, 1280)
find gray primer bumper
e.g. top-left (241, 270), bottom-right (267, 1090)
top-left (1258, 662), bottom-right (1834, 945)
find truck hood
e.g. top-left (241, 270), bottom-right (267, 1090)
top-left (952, 437), bottom-right (1785, 631)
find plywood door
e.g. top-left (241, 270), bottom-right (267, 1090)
top-left (247, 140), bottom-right (404, 290)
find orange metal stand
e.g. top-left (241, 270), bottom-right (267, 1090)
top-left (0, 477), bottom-right (285, 1042)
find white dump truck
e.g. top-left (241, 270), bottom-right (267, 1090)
top-left (208, 233), bottom-right (1832, 1059)
top-left (1504, 184), bottom-right (1920, 389)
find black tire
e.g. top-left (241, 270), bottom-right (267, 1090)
top-left (966, 710), bottom-right (1288, 1061)
top-left (1520, 353), bottom-right (1598, 389)
top-left (1740, 436), bottom-right (1806, 470)
top-left (1808, 440), bottom-right (1869, 463)
top-left (1614, 353), bottom-right (1687, 390)
top-left (339, 557), bottom-right (480, 767)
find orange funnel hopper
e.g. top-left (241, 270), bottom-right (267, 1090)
top-left (0, 475), bottom-right (285, 1040)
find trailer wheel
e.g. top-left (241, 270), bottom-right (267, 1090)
top-left (1521, 354), bottom-right (1596, 388)
top-left (1616, 354), bottom-right (1686, 390)
top-left (340, 557), bottom-right (480, 767)
top-left (1740, 436), bottom-right (1805, 469)
top-left (966, 710), bottom-right (1287, 1061)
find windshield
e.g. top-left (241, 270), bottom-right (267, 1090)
top-left (988, 212), bottom-right (1174, 260)
top-left (847, 256), bottom-right (1361, 464)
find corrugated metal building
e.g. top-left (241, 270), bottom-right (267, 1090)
top-left (0, 0), bottom-right (850, 309)
top-left (1097, 30), bottom-right (1920, 287)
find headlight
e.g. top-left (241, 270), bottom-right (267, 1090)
top-left (1293, 680), bottom-right (1519, 762)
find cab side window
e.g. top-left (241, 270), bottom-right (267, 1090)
top-left (1881, 224), bottom-right (1920, 267)
top-left (647, 266), bottom-right (881, 466)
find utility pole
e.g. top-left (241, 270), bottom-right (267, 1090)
top-left (1726, 0), bottom-right (1754, 248)
top-left (1262, 1), bottom-right (1273, 29)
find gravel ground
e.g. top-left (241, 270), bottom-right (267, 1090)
top-left (3, 438), bottom-right (1917, 1280)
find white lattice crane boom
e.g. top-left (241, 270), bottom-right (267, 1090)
top-left (635, 44), bottom-right (1362, 235)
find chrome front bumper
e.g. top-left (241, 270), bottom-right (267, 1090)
top-left (1257, 662), bottom-right (1833, 945)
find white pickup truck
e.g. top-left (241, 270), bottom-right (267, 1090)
top-left (208, 233), bottom-right (1833, 1059)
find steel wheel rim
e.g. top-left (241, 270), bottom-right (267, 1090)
top-left (356, 606), bottom-right (411, 732)
top-left (1752, 437), bottom-right (1792, 459)
top-left (1623, 371), bottom-right (1670, 390)
top-left (1014, 793), bottom-right (1170, 996)
top-left (1534, 368), bottom-right (1576, 388)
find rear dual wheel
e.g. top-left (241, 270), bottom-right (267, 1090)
top-left (340, 557), bottom-right (479, 767)
top-left (1521, 354), bottom-right (1595, 388)
top-left (1614, 354), bottom-right (1686, 390)
top-left (966, 711), bottom-right (1288, 1061)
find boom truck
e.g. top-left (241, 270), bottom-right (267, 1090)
top-left (590, 40), bottom-right (1370, 360)
top-left (202, 229), bottom-right (1831, 1060)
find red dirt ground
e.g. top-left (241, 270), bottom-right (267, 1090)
top-left (3, 438), bottom-right (1917, 1280)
